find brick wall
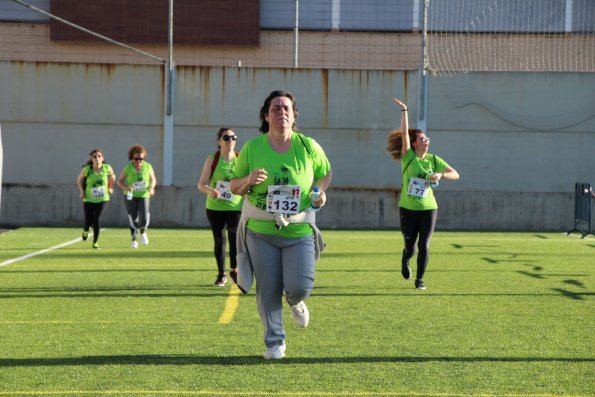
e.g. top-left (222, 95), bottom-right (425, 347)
top-left (1, 22), bottom-right (593, 72)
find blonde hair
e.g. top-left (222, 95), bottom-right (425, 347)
top-left (386, 128), bottom-right (423, 160)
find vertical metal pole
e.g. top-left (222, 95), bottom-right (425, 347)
top-left (331, 0), bottom-right (340, 31)
top-left (564, 0), bottom-right (573, 33)
top-left (163, 0), bottom-right (175, 185)
top-left (294, 0), bottom-right (299, 68)
top-left (418, 0), bottom-right (429, 133)
top-left (167, 0), bottom-right (174, 116)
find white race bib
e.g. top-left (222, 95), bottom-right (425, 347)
top-left (407, 177), bottom-right (431, 198)
top-left (266, 185), bottom-right (301, 215)
top-left (216, 180), bottom-right (235, 201)
top-left (132, 181), bottom-right (146, 192)
top-left (91, 186), bottom-right (106, 199)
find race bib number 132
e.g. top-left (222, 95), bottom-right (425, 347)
top-left (266, 185), bottom-right (301, 215)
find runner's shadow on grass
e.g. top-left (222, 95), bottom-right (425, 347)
top-left (0, 354), bottom-right (592, 367)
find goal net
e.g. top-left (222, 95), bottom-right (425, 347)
top-left (427, 0), bottom-right (595, 75)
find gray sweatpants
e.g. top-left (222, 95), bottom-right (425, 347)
top-left (246, 229), bottom-right (315, 348)
top-left (123, 196), bottom-right (150, 232)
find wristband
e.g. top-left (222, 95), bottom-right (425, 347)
top-left (402, 109), bottom-right (408, 112)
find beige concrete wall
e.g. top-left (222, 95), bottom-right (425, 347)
top-left (1, 61), bottom-right (594, 231)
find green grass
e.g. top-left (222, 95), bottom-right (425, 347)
top-left (0, 227), bottom-right (593, 397)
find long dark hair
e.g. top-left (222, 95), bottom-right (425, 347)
top-left (386, 129), bottom-right (423, 160)
top-left (259, 90), bottom-right (299, 133)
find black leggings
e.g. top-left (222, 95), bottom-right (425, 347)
top-left (206, 209), bottom-right (241, 274)
top-left (83, 201), bottom-right (107, 244)
top-left (399, 207), bottom-right (438, 281)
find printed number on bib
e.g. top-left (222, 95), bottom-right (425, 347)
top-left (407, 177), bottom-right (431, 198)
top-left (91, 186), bottom-right (106, 199)
top-left (216, 180), bottom-right (234, 201)
top-left (132, 181), bottom-right (146, 192)
top-left (266, 185), bottom-right (301, 215)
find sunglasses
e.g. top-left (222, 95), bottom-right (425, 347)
top-left (92, 154), bottom-right (103, 158)
top-left (133, 157), bottom-right (145, 161)
top-left (419, 137), bottom-right (431, 143)
top-left (221, 135), bottom-right (237, 142)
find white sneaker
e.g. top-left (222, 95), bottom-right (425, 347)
top-left (263, 342), bottom-right (286, 360)
top-left (131, 240), bottom-right (138, 249)
top-left (140, 232), bottom-right (149, 245)
top-left (287, 299), bottom-right (309, 328)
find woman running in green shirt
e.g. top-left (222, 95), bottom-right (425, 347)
top-left (231, 90), bottom-right (332, 360)
top-left (76, 148), bottom-right (115, 249)
top-left (197, 128), bottom-right (243, 287)
top-left (387, 98), bottom-right (459, 290)
top-left (117, 145), bottom-right (157, 248)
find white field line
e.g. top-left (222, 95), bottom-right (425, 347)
top-left (0, 236), bottom-right (83, 268)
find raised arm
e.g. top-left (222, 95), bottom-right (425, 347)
top-left (393, 98), bottom-right (409, 156)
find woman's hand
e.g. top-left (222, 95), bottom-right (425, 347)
top-left (249, 168), bottom-right (268, 185)
top-left (393, 98), bottom-right (408, 111)
top-left (429, 173), bottom-right (443, 183)
top-left (312, 190), bottom-right (326, 208)
top-left (210, 188), bottom-right (221, 198)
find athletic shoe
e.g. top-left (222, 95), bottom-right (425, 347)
top-left (401, 258), bottom-right (411, 280)
top-left (214, 274), bottom-right (227, 287)
top-left (229, 269), bottom-right (238, 284)
top-left (131, 240), bottom-right (138, 249)
top-left (263, 342), bottom-right (286, 360)
top-left (287, 298), bottom-right (309, 328)
top-left (140, 232), bottom-right (149, 246)
top-left (415, 279), bottom-right (426, 290)
top-left (82, 231), bottom-right (89, 241)
top-left (92, 242), bottom-right (100, 249)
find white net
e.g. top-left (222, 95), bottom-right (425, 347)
top-left (427, 0), bottom-right (595, 75)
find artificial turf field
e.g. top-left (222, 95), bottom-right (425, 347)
top-left (0, 227), bottom-right (593, 397)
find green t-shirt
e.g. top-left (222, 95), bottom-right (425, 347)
top-left (121, 161), bottom-right (154, 199)
top-left (82, 164), bottom-right (113, 203)
top-left (399, 149), bottom-right (449, 211)
top-left (233, 132), bottom-right (331, 237)
top-left (206, 152), bottom-right (243, 211)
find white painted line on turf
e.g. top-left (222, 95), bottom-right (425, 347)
top-left (218, 283), bottom-right (241, 325)
top-left (0, 236), bottom-right (84, 268)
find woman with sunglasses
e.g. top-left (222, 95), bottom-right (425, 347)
top-left (197, 128), bottom-right (243, 287)
top-left (76, 148), bottom-right (115, 249)
top-left (387, 98), bottom-right (459, 290)
top-left (117, 144), bottom-right (157, 248)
